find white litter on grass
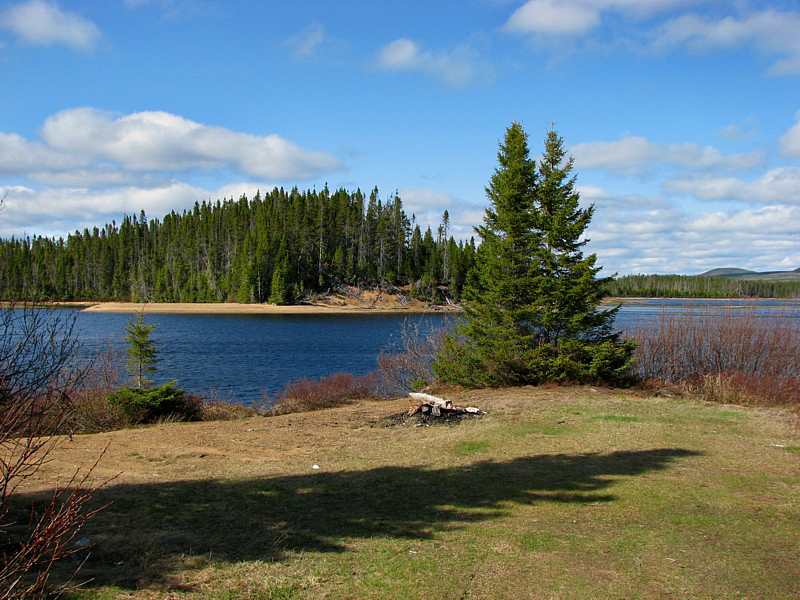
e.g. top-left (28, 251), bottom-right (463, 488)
top-left (771, 444), bottom-right (786, 448)
top-left (312, 464), bottom-right (320, 469)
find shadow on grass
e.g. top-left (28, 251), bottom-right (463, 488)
top-left (17, 447), bottom-right (700, 591)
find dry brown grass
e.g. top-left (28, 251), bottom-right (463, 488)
top-left (11, 386), bottom-right (799, 599)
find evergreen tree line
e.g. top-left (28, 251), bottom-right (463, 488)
top-left (607, 274), bottom-right (800, 299)
top-left (0, 186), bottom-right (476, 303)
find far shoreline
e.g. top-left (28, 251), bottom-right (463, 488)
top-left (9, 296), bottom-right (797, 315)
top-left (80, 301), bottom-right (459, 315)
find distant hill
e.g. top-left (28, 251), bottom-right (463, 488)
top-left (698, 268), bottom-right (800, 282)
top-left (699, 268), bottom-right (756, 277)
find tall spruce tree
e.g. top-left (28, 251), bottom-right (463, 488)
top-left (434, 122), bottom-right (635, 386)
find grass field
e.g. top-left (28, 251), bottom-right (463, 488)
top-left (15, 386), bottom-right (800, 598)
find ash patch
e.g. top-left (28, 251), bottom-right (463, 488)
top-left (374, 411), bottom-right (484, 428)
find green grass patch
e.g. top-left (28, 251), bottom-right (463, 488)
top-left (596, 415), bottom-right (640, 423)
top-left (698, 409), bottom-right (748, 423)
top-left (516, 531), bottom-right (565, 552)
top-left (452, 440), bottom-right (491, 456)
top-left (504, 422), bottom-right (572, 436)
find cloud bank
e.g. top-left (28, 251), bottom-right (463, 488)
top-left (503, 2), bottom-right (800, 77)
top-left (0, 108), bottom-right (343, 238)
top-left (567, 117), bottom-right (800, 273)
top-left (572, 135), bottom-right (765, 176)
top-left (1, 108), bottom-right (342, 183)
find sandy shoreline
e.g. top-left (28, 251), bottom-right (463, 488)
top-left (80, 301), bottom-right (456, 315)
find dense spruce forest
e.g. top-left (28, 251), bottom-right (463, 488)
top-left (607, 274), bottom-right (800, 299)
top-left (3, 187), bottom-right (800, 303)
top-left (0, 186), bottom-right (476, 303)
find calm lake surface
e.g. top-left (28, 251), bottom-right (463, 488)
top-left (65, 298), bottom-right (800, 405)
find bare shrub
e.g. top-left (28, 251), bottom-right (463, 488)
top-left (67, 389), bottom-right (128, 434)
top-left (627, 305), bottom-right (800, 407)
top-left (1, 454), bottom-right (110, 597)
top-left (697, 371), bottom-right (800, 408)
top-left (269, 372), bottom-right (379, 416)
top-left (201, 401), bottom-right (261, 421)
top-left (0, 303), bottom-right (104, 596)
top-left (67, 346), bottom-right (127, 434)
top-left (376, 317), bottom-right (451, 396)
top-left (195, 387), bottom-right (261, 421)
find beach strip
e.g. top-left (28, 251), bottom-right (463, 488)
top-left (80, 302), bottom-right (452, 315)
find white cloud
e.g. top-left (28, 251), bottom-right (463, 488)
top-left (0, 0), bottom-right (101, 50)
top-left (780, 112), bottom-right (800, 157)
top-left (398, 188), bottom-right (454, 214)
top-left (122, 0), bottom-right (211, 20)
top-left (286, 23), bottom-right (325, 60)
top-left (23, 168), bottom-right (150, 187)
top-left (690, 205), bottom-right (800, 234)
top-left (0, 180), bottom-right (293, 238)
top-left (214, 182), bottom-right (278, 202)
top-left (1, 182), bottom-right (202, 219)
top-left (397, 187), bottom-right (454, 235)
top-left (572, 136), bottom-right (660, 174)
top-left (582, 187), bottom-right (669, 212)
top-left (574, 184), bottom-right (610, 199)
top-left (653, 10), bottom-right (800, 76)
top-left (504, 0), bottom-right (700, 36)
top-left (571, 135), bottom-right (764, 176)
top-left (502, 3), bottom-right (800, 78)
top-left (666, 167), bottom-right (800, 204)
top-left (717, 123), bottom-right (756, 142)
top-left (0, 182), bottom-right (206, 237)
top-left (394, 188), bottom-right (485, 240)
top-left (505, 0), bottom-right (600, 36)
top-left (0, 107), bottom-right (342, 181)
top-left (376, 38), bottom-right (493, 87)
top-left (571, 120), bottom-right (800, 273)
top-left (0, 109), bottom-right (345, 238)
top-left (378, 39), bottom-right (418, 69)
top-left (0, 132), bottom-right (87, 174)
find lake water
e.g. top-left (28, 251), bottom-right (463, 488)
top-left (63, 298), bottom-right (800, 405)
top-left (70, 311), bottom-right (450, 405)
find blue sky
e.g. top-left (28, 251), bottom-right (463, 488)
top-left (1, 0), bottom-right (799, 275)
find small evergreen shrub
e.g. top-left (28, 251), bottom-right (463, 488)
top-left (107, 382), bottom-right (202, 424)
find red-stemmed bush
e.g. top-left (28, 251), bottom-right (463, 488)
top-left (0, 303), bottom-right (106, 596)
top-left (627, 305), bottom-right (800, 408)
top-left (269, 372), bottom-right (379, 415)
